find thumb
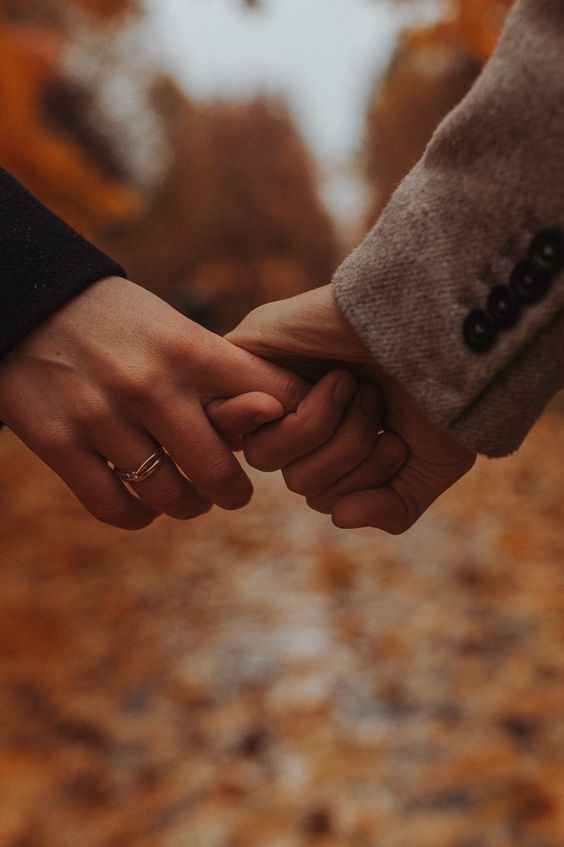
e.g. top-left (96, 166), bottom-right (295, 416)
top-left (207, 392), bottom-right (285, 437)
top-left (227, 285), bottom-right (372, 365)
top-left (219, 343), bottom-right (310, 414)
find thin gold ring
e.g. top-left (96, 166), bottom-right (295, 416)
top-left (114, 447), bottom-right (165, 484)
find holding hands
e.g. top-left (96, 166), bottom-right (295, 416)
top-left (223, 284), bottom-right (476, 534)
top-left (0, 277), bottom-right (475, 533)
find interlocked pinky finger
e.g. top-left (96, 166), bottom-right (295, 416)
top-left (48, 449), bottom-right (159, 530)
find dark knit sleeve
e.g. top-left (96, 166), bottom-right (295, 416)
top-left (0, 169), bottom-right (125, 359)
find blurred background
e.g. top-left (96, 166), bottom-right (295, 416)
top-left (1, 1), bottom-right (564, 845)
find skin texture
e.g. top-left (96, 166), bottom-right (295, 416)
top-left (0, 276), bottom-right (312, 530)
top-left (210, 368), bottom-right (410, 509)
top-left (0, 276), bottom-right (440, 534)
top-left (227, 284), bottom-right (477, 534)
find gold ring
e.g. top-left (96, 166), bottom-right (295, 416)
top-left (114, 447), bottom-right (165, 484)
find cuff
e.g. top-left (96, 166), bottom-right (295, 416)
top-left (0, 169), bottom-right (125, 359)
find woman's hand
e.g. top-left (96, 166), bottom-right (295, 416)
top-left (0, 277), bottom-right (308, 529)
top-left (227, 284), bottom-right (476, 534)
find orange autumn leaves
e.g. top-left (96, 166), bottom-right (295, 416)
top-left (405, 0), bottom-right (514, 61)
top-left (72, 0), bottom-right (140, 20)
top-left (365, 0), bottom-right (515, 218)
top-left (0, 2), bottom-right (141, 237)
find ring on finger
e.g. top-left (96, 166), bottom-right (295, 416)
top-left (112, 447), bottom-right (165, 484)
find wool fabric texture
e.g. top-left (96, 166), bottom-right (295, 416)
top-left (334, 0), bottom-right (564, 457)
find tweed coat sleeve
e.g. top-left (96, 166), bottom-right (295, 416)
top-left (0, 169), bottom-right (125, 360)
top-left (333, 0), bottom-right (564, 458)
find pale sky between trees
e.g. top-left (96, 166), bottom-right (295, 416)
top-left (143, 0), bottom-right (409, 222)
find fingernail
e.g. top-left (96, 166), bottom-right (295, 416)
top-left (359, 385), bottom-right (382, 418)
top-left (333, 373), bottom-right (356, 405)
top-left (379, 435), bottom-right (407, 468)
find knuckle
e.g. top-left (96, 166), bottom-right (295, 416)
top-left (110, 364), bottom-right (161, 408)
top-left (73, 399), bottom-right (112, 433)
top-left (34, 424), bottom-right (77, 459)
top-left (303, 414), bottom-right (335, 446)
top-left (165, 329), bottom-right (202, 367)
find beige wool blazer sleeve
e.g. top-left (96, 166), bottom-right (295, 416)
top-left (334, 0), bottom-right (564, 457)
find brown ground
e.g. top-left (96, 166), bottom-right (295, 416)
top-left (0, 404), bottom-right (562, 847)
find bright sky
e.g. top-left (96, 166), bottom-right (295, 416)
top-left (142, 0), bottom-right (406, 221)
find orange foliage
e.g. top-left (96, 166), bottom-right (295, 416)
top-left (100, 88), bottom-right (338, 332)
top-left (0, 5), bottom-right (142, 236)
top-left (0, 1), bottom-right (335, 326)
top-left (364, 0), bottom-right (515, 220)
top-left (406, 0), bottom-right (514, 61)
top-left (72, 0), bottom-right (140, 19)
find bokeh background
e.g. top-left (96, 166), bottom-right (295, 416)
top-left (1, 1), bottom-right (564, 845)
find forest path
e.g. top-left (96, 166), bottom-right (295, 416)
top-left (0, 407), bottom-right (562, 847)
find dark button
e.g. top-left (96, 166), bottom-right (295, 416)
top-left (463, 309), bottom-right (498, 352)
top-left (528, 228), bottom-right (564, 275)
top-left (510, 260), bottom-right (551, 305)
top-left (487, 284), bottom-right (521, 330)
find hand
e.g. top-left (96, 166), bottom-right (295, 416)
top-left (227, 284), bottom-right (477, 534)
top-left (0, 277), bottom-right (308, 530)
top-left (210, 369), bottom-right (409, 504)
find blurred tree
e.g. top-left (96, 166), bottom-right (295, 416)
top-left (100, 86), bottom-right (338, 332)
top-left (0, 0), bottom-right (143, 234)
top-left (365, 0), bottom-right (514, 219)
top-left (0, 0), bottom-right (337, 329)
top-left (72, 0), bottom-right (140, 19)
top-left (406, 0), bottom-right (514, 61)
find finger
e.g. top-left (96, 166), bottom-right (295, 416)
top-left (147, 402), bottom-right (254, 511)
top-left (331, 488), bottom-right (414, 535)
top-left (329, 456), bottom-right (459, 534)
top-left (94, 426), bottom-right (212, 521)
top-left (282, 384), bottom-right (384, 498)
top-left (206, 393), bottom-right (284, 436)
top-left (206, 339), bottom-right (310, 414)
top-left (226, 287), bottom-right (371, 364)
top-left (243, 370), bottom-right (357, 472)
top-left (44, 446), bottom-right (158, 531)
top-left (306, 432), bottom-right (409, 513)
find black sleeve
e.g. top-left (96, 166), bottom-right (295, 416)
top-left (0, 169), bottom-right (126, 359)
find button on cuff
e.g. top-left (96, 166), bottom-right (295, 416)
top-left (487, 284), bottom-right (521, 330)
top-left (528, 228), bottom-right (564, 275)
top-left (510, 260), bottom-right (551, 305)
top-left (463, 309), bottom-right (498, 353)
